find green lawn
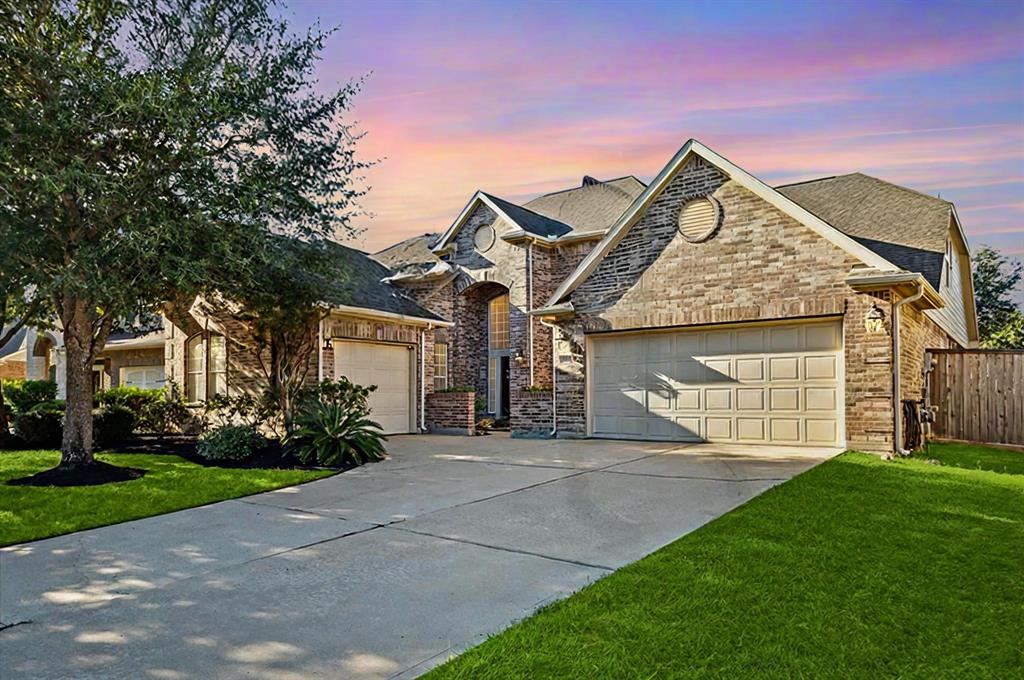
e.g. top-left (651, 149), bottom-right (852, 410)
top-left (0, 451), bottom-right (333, 547)
top-left (913, 440), bottom-right (1024, 475)
top-left (426, 443), bottom-right (1024, 679)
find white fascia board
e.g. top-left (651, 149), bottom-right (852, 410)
top-left (329, 305), bottom-right (454, 328)
top-left (528, 302), bottom-right (574, 317)
top-left (547, 139), bottom-right (902, 307)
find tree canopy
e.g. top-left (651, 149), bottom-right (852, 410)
top-left (972, 246), bottom-right (1023, 349)
top-left (0, 0), bottom-right (365, 467)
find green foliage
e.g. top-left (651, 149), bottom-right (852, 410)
top-left (1, 0), bottom-right (367, 462)
top-left (203, 391), bottom-right (281, 433)
top-left (522, 385), bottom-right (551, 393)
top-left (981, 308), bottom-right (1024, 349)
top-left (0, 452), bottom-right (333, 546)
top-left (1, 379), bottom-right (58, 413)
top-left (474, 396), bottom-right (487, 413)
top-left (425, 447), bottom-right (1024, 679)
top-left (301, 377), bottom-right (377, 410)
top-left (288, 401), bottom-right (386, 467)
top-left (197, 425), bottom-right (267, 462)
top-left (29, 400), bottom-right (65, 414)
top-left (94, 386), bottom-right (163, 413)
top-left (973, 246), bottom-right (1023, 346)
top-left (13, 410), bottom-right (63, 447)
top-left (92, 405), bottom-right (136, 448)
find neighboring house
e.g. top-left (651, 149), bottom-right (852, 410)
top-left (161, 242), bottom-right (448, 434)
top-left (0, 327), bottom-right (62, 384)
top-left (378, 139), bottom-right (978, 453)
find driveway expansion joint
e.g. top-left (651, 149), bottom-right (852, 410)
top-left (385, 524), bottom-right (615, 572)
top-left (600, 469), bottom-right (789, 483)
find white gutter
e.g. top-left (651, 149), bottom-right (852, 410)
top-left (527, 242), bottom-right (535, 385)
top-left (539, 318), bottom-right (558, 437)
top-left (330, 304), bottom-right (454, 328)
top-left (892, 282), bottom-right (925, 455)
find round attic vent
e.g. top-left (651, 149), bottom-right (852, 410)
top-left (677, 196), bottom-right (721, 242)
top-left (473, 224), bottom-right (496, 252)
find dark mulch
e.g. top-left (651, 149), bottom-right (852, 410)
top-left (108, 435), bottom-right (346, 472)
top-left (8, 460), bottom-right (147, 487)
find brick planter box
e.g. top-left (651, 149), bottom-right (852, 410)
top-left (511, 388), bottom-right (553, 438)
top-left (426, 391), bottom-right (476, 435)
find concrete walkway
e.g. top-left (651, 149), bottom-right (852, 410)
top-left (1, 435), bottom-right (838, 679)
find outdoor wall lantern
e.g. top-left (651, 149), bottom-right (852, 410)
top-left (865, 304), bottom-right (886, 334)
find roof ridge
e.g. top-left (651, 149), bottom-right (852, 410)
top-left (774, 175), bottom-right (838, 189)
top-left (528, 174), bottom-right (646, 201)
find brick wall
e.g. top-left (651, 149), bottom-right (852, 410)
top-left (547, 156), bottom-right (937, 451)
top-left (426, 391), bottom-right (475, 435)
top-left (100, 348), bottom-right (165, 388)
top-left (511, 388), bottom-right (553, 437)
top-left (0, 361), bottom-right (26, 380)
top-left (899, 300), bottom-right (954, 399)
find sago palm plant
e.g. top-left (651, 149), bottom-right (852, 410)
top-left (288, 401), bottom-right (386, 467)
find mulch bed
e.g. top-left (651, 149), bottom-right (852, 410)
top-left (8, 460), bottom-right (147, 487)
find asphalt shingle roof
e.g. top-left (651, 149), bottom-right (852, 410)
top-left (319, 241), bottom-right (446, 322)
top-left (524, 176), bottom-right (646, 234)
top-left (372, 233), bottom-right (441, 276)
top-left (777, 172), bottom-right (951, 254)
top-left (482, 193), bottom-right (573, 239)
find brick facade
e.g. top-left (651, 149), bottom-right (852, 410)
top-left (393, 155), bottom-right (967, 450)
top-left (0, 361), bottom-right (26, 380)
top-left (426, 391), bottom-right (475, 435)
top-left (164, 298), bottom-right (435, 430)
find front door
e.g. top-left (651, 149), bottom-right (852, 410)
top-left (487, 293), bottom-right (511, 419)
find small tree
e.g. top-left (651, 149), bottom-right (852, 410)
top-left (973, 246), bottom-right (1024, 348)
top-left (1, 0), bottom-right (364, 470)
top-left (220, 237), bottom-right (348, 434)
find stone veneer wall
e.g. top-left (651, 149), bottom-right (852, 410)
top-left (426, 391), bottom-right (475, 435)
top-left (549, 155), bottom-right (944, 452)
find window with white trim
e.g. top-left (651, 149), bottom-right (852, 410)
top-left (185, 332), bottom-right (228, 402)
top-left (433, 340), bottom-right (448, 391)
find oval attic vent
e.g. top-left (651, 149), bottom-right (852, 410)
top-left (677, 196), bottom-right (721, 242)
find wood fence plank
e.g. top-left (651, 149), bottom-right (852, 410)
top-left (926, 350), bottom-right (1024, 445)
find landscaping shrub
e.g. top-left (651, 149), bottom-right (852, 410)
top-left (95, 386), bottom-right (163, 415)
top-left (197, 425), bottom-right (266, 462)
top-left (203, 392), bottom-right (280, 433)
top-left (13, 409), bottom-right (63, 447)
top-left (300, 377), bottom-right (376, 411)
top-left (2, 379), bottom-right (58, 413)
top-left (93, 405), bottom-right (136, 448)
top-left (288, 401), bottom-right (386, 467)
top-left (139, 396), bottom-right (196, 435)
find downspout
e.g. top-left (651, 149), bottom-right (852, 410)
top-left (892, 282), bottom-right (924, 455)
top-left (539, 318), bottom-right (558, 437)
top-left (527, 243), bottom-right (535, 386)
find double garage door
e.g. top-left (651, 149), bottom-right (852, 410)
top-left (589, 319), bottom-right (843, 446)
top-left (333, 340), bottom-right (413, 434)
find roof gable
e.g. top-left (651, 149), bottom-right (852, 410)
top-left (547, 139), bottom-right (900, 307)
top-left (432, 191), bottom-right (571, 252)
top-left (523, 176), bottom-right (646, 234)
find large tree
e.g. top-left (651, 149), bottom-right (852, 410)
top-left (0, 0), bottom-right (364, 470)
top-left (972, 246), bottom-right (1024, 348)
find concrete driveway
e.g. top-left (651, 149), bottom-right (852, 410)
top-left (1, 435), bottom-right (837, 679)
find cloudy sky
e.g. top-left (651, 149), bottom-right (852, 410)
top-left (290, 0), bottom-right (1023, 268)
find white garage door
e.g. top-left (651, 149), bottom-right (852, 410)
top-left (589, 319), bottom-right (843, 446)
top-left (333, 340), bottom-right (413, 435)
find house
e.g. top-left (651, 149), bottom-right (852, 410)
top-left (378, 139), bottom-right (978, 453)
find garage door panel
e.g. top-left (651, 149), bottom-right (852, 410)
top-left (589, 320), bottom-right (843, 446)
top-left (334, 341), bottom-right (411, 435)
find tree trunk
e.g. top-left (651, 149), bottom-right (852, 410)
top-left (60, 297), bottom-right (96, 468)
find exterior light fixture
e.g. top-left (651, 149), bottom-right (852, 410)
top-left (865, 304), bottom-right (886, 334)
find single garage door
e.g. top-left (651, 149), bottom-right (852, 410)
top-left (589, 319), bottom-right (843, 446)
top-left (333, 340), bottom-right (413, 434)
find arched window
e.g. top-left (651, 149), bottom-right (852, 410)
top-left (185, 332), bottom-right (228, 402)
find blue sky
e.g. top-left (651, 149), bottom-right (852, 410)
top-left (287, 0), bottom-right (1023, 276)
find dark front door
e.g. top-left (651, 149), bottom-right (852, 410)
top-left (499, 355), bottom-right (511, 420)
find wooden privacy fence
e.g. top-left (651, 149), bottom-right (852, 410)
top-left (926, 349), bottom-right (1024, 445)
